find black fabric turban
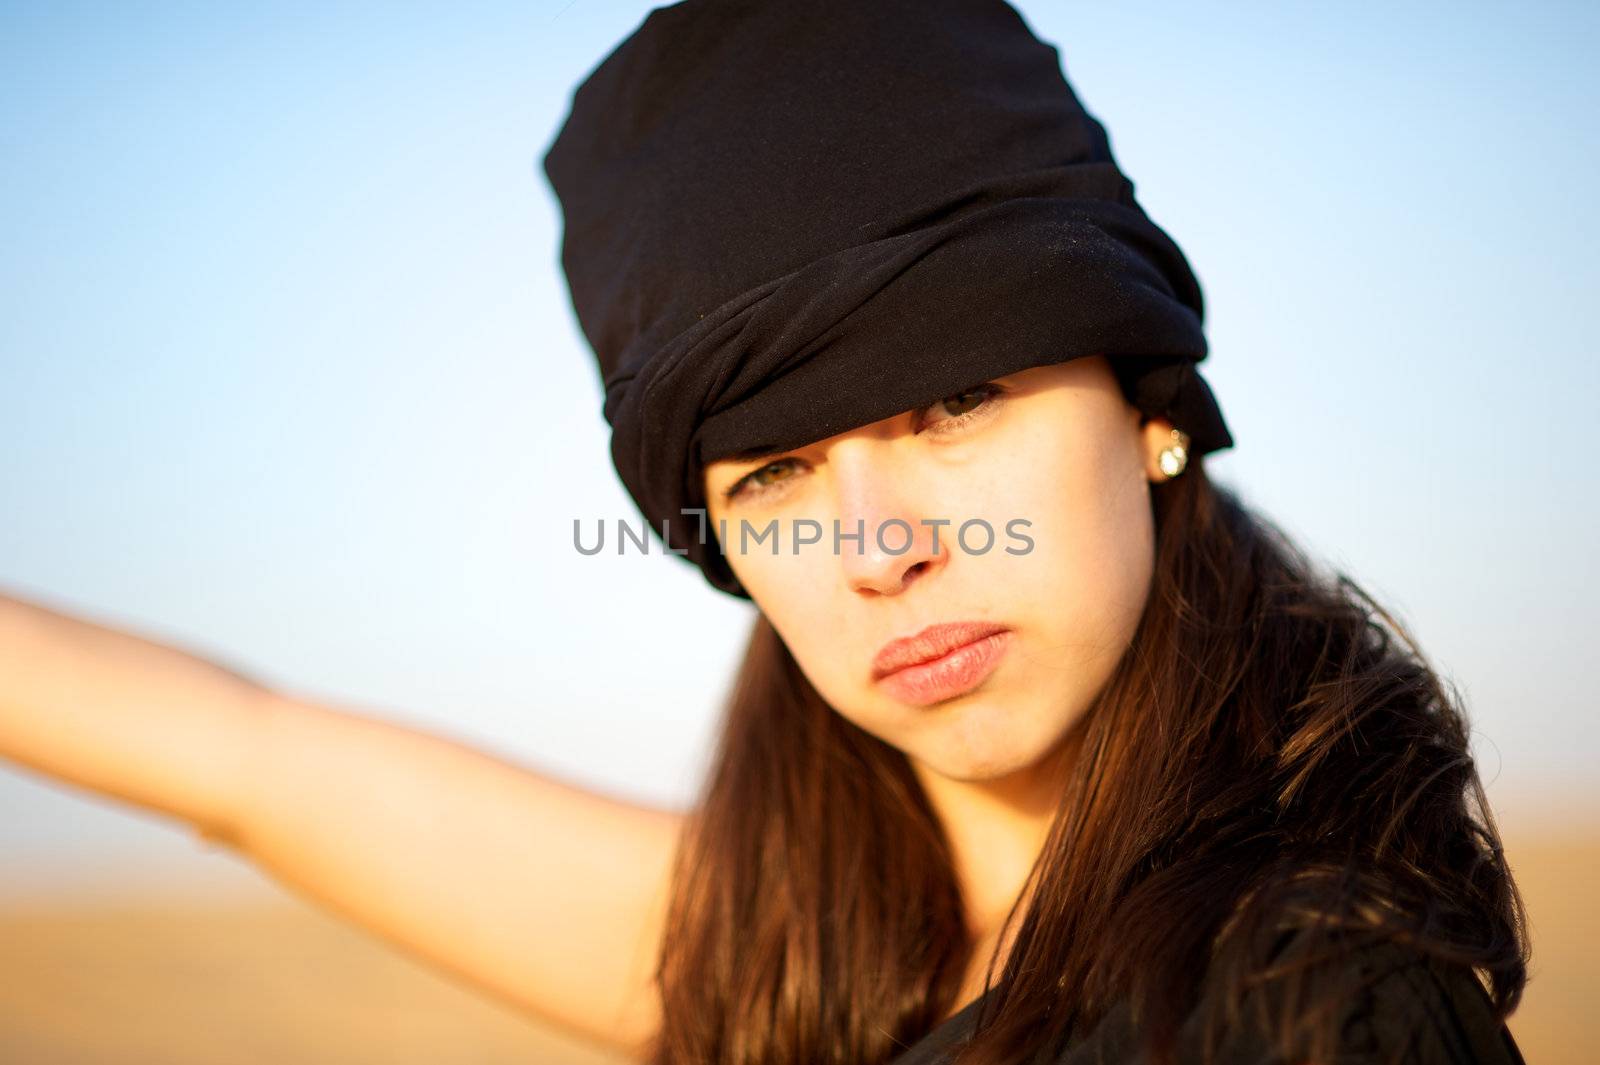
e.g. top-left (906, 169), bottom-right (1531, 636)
top-left (541, 0), bottom-right (1234, 599)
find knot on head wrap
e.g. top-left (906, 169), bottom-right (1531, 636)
top-left (542, 0), bottom-right (1234, 599)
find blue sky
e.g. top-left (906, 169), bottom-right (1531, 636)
top-left (1, 1), bottom-right (1595, 894)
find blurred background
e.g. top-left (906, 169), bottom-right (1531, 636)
top-left (1, 1), bottom-right (1593, 1061)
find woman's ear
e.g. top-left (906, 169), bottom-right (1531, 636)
top-left (1139, 416), bottom-right (1179, 482)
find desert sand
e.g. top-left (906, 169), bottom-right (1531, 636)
top-left (0, 831), bottom-right (1589, 1063)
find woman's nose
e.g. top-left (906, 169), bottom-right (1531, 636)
top-left (829, 444), bottom-right (948, 596)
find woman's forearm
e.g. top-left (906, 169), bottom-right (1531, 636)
top-left (0, 589), bottom-right (271, 846)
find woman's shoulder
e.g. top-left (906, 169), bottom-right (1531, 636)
top-left (1330, 938), bottom-right (1526, 1065)
top-left (1055, 936), bottom-right (1525, 1065)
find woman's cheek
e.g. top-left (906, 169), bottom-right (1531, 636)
top-left (754, 578), bottom-right (852, 687)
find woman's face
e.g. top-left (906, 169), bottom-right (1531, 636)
top-left (701, 356), bottom-right (1177, 786)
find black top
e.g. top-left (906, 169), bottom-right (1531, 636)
top-left (889, 941), bottom-right (1525, 1065)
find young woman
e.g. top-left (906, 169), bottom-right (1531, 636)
top-left (1, 2), bottom-right (1529, 1064)
top-left (670, 357), bottom-right (1531, 1065)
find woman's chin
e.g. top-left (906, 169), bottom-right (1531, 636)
top-left (914, 733), bottom-right (1056, 785)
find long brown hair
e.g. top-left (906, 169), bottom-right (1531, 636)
top-left (644, 453), bottom-right (1529, 1065)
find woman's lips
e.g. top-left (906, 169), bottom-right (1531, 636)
top-left (873, 629), bottom-right (1014, 707)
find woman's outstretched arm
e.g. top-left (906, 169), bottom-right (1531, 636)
top-left (0, 589), bottom-right (681, 1058)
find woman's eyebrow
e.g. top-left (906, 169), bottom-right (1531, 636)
top-left (723, 444), bottom-right (786, 463)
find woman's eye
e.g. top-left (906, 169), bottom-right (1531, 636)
top-left (722, 384), bottom-right (1006, 503)
top-left (725, 458), bottom-right (802, 502)
top-left (918, 383), bottom-right (1006, 434)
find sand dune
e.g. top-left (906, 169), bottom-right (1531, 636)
top-left (0, 894), bottom-right (629, 1065)
top-left (0, 833), bottom-right (1589, 1064)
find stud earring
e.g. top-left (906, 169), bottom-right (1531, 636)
top-left (1157, 428), bottom-right (1191, 478)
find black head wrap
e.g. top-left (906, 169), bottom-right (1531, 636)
top-left (541, 0), bottom-right (1234, 599)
